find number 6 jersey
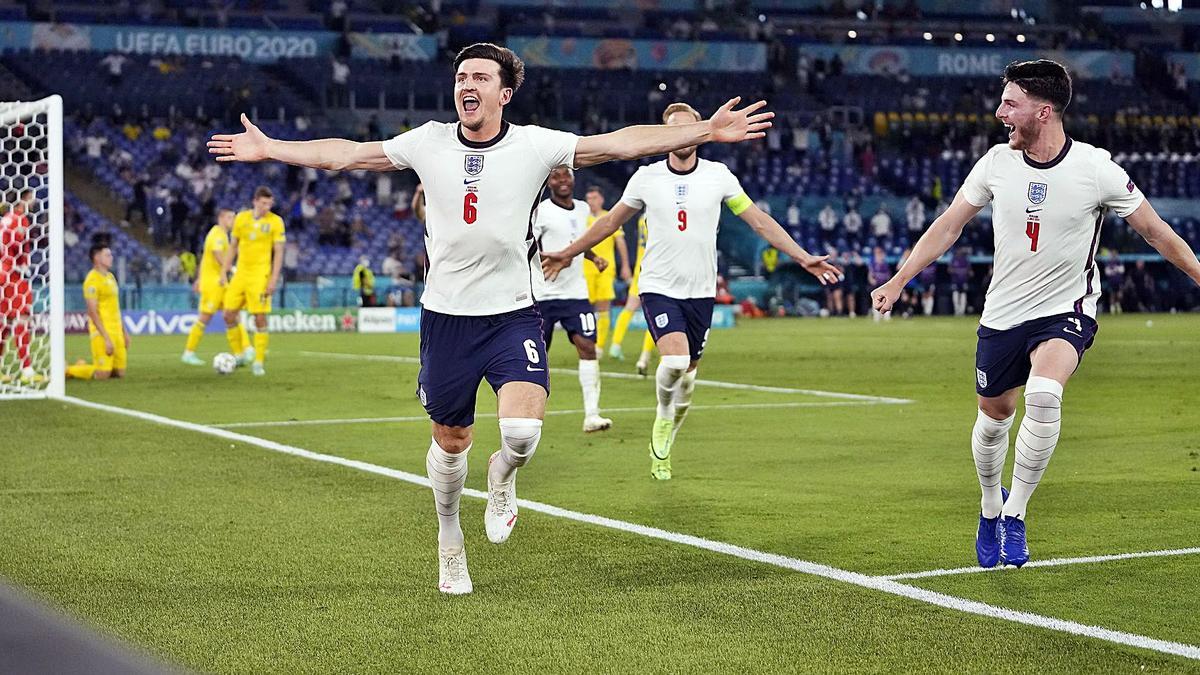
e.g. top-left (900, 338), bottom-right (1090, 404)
top-left (960, 138), bottom-right (1144, 330)
top-left (382, 120), bottom-right (578, 316)
top-left (619, 158), bottom-right (749, 300)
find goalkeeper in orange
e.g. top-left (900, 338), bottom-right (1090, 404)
top-left (181, 208), bottom-right (247, 365)
top-left (222, 186), bottom-right (285, 376)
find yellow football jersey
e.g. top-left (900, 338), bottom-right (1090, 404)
top-left (198, 224), bottom-right (229, 287)
top-left (585, 209), bottom-right (625, 264)
top-left (636, 216), bottom-right (648, 261)
top-left (231, 210), bottom-right (286, 277)
top-left (82, 269), bottom-right (122, 337)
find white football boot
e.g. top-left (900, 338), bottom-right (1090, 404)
top-left (437, 547), bottom-right (472, 595)
top-left (485, 451), bottom-right (518, 544)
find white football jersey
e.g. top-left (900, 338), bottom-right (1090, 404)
top-left (960, 138), bottom-right (1144, 330)
top-left (619, 158), bottom-right (746, 299)
top-left (381, 120), bottom-right (578, 316)
top-left (532, 197), bottom-right (590, 301)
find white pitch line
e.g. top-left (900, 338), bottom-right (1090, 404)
top-left (54, 395), bottom-right (1200, 661)
top-left (297, 350), bottom-right (914, 404)
top-left (880, 547), bottom-right (1200, 581)
top-left (213, 400), bottom-right (882, 429)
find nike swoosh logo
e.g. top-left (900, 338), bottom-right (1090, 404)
top-left (464, 178), bottom-right (480, 185)
top-left (1063, 328), bottom-right (1083, 337)
top-left (526, 366), bottom-right (544, 372)
top-left (1026, 207), bottom-right (1042, 213)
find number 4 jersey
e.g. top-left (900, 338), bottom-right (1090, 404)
top-left (619, 158), bottom-right (750, 300)
top-left (381, 120), bottom-right (579, 316)
top-left (960, 138), bottom-right (1144, 330)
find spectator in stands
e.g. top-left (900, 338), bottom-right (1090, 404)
top-left (824, 248), bottom-right (845, 316)
top-left (353, 257), bottom-right (376, 307)
top-left (350, 214), bottom-right (369, 246)
top-left (330, 57), bottom-right (351, 108)
top-left (818, 203), bottom-right (837, 238)
top-left (83, 130), bottom-right (107, 159)
top-left (284, 239), bottom-right (300, 283)
top-left (843, 206), bottom-right (863, 241)
top-left (870, 205), bottom-right (892, 240)
top-left (786, 199), bottom-right (801, 238)
top-left (949, 247), bottom-right (971, 316)
top-left (99, 53), bottom-right (128, 88)
top-left (163, 250), bottom-right (183, 283)
top-left (1103, 249), bottom-right (1124, 314)
top-left (327, 0), bottom-right (349, 31)
top-left (906, 196), bottom-right (926, 238)
top-left (1125, 259), bottom-right (1158, 312)
top-left (842, 251), bottom-right (865, 318)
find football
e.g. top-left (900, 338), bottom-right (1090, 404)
top-left (212, 352), bottom-right (238, 375)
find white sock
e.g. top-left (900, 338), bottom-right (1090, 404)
top-left (670, 368), bottom-right (697, 445)
top-left (426, 439), bottom-right (469, 551)
top-left (972, 409), bottom-right (1015, 518)
top-left (579, 358), bottom-right (600, 418)
top-left (655, 355), bottom-right (690, 420)
top-left (922, 295), bottom-right (934, 316)
top-left (1003, 376), bottom-right (1064, 520)
top-left (489, 418), bottom-right (542, 485)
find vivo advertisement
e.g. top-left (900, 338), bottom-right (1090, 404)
top-left (798, 45), bottom-right (1133, 80)
top-left (358, 306), bottom-right (735, 334)
top-left (0, 22), bottom-right (436, 63)
top-left (508, 36), bottom-right (767, 73)
top-left (65, 309), bottom-right (358, 335)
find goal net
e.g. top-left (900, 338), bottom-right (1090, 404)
top-left (0, 96), bottom-right (63, 399)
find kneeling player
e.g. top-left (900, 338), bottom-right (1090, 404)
top-left (534, 167), bottom-right (613, 432)
top-left (67, 245), bottom-right (129, 380)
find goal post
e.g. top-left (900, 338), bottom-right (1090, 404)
top-left (0, 95), bottom-right (64, 399)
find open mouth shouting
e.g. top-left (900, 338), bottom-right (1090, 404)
top-left (462, 94), bottom-right (481, 113)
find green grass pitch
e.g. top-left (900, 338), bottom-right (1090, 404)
top-left (2, 315), bottom-right (1198, 672)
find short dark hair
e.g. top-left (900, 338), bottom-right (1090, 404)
top-left (1002, 59), bottom-right (1072, 114)
top-left (586, 185), bottom-right (603, 195)
top-left (454, 43), bottom-right (525, 92)
top-left (88, 243), bottom-right (108, 262)
top-left (253, 186), bottom-right (274, 200)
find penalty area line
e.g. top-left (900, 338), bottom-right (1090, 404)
top-left (296, 350), bottom-right (915, 404)
top-left (54, 395), bottom-right (1200, 662)
top-left (879, 547), bottom-right (1200, 581)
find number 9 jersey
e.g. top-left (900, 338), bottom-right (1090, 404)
top-left (960, 138), bottom-right (1143, 330)
top-left (618, 158), bottom-right (749, 301)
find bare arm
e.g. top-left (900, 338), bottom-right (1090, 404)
top-left (541, 202), bottom-right (639, 281)
top-left (267, 241), bottom-right (285, 295)
top-left (872, 192), bottom-right (983, 313)
top-left (222, 237), bottom-right (238, 278)
top-left (573, 97), bottom-right (773, 168)
top-left (208, 114), bottom-right (396, 172)
top-left (615, 232), bottom-right (632, 280)
top-left (411, 184), bottom-right (425, 223)
top-left (1125, 200), bottom-right (1200, 285)
top-left (737, 203), bottom-right (842, 285)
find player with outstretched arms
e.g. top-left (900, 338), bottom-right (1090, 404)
top-left (209, 43), bottom-right (773, 594)
top-left (532, 167), bottom-right (613, 433)
top-left (542, 101), bottom-right (841, 481)
top-left (871, 60), bottom-right (1200, 568)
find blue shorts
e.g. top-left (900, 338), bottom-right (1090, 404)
top-left (416, 306), bottom-right (550, 427)
top-left (975, 312), bottom-right (1098, 398)
top-left (640, 293), bottom-right (715, 363)
top-left (536, 298), bottom-right (596, 351)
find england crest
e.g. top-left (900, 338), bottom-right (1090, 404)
top-left (1027, 182), bottom-right (1048, 205)
top-left (464, 154), bottom-right (484, 176)
top-left (674, 183), bottom-right (688, 199)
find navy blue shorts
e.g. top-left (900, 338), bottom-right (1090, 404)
top-left (536, 299), bottom-right (596, 351)
top-left (975, 312), bottom-right (1098, 398)
top-left (416, 306), bottom-right (550, 427)
top-left (640, 293), bottom-right (715, 363)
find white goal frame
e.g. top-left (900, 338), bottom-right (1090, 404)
top-left (0, 95), bottom-right (63, 399)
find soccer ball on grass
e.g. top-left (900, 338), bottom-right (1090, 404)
top-left (212, 352), bottom-right (238, 374)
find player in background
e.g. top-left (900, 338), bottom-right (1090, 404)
top-left (181, 209), bottom-right (246, 365)
top-left (222, 186), bottom-right (285, 376)
top-left (209, 43), bottom-right (773, 594)
top-left (949, 247), bottom-right (972, 316)
top-left (533, 167), bottom-right (613, 433)
top-left (609, 216), bottom-right (658, 375)
top-left (867, 246), bottom-right (892, 322)
top-left (0, 200), bottom-right (35, 382)
top-left (871, 60), bottom-right (1200, 568)
top-left (67, 244), bottom-right (128, 380)
top-left (543, 101), bottom-right (841, 480)
top-left (583, 184), bottom-right (632, 358)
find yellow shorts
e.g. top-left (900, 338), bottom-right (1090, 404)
top-left (584, 263), bottom-right (616, 303)
top-left (90, 331), bottom-right (128, 371)
top-left (223, 273), bottom-right (271, 314)
top-left (198, 283), bottom-right (226, 315)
